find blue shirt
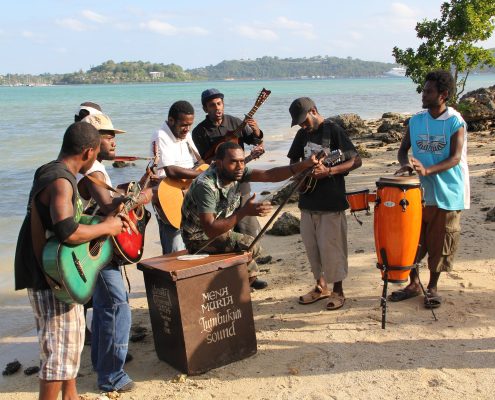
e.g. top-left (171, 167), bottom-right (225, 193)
top-left (409, 107), bottom-right (470, 210)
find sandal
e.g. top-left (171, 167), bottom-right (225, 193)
top-left (299, 285), bottom-right (331, 305)
top-left (424, 290), bottom-right (442, 309)
top-left (388, 288), bottom-right (421, 302)
top-left (326, 292), bottom-right (346, 311)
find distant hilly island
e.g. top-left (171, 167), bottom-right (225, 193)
top-left (2, 54), bottom-right (494, 85)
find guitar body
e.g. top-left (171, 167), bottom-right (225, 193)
top-left (41, 215), bottom-right (113, 305)
top-left (157, 164), bottom-right (210, 229)
top-left (112, 205), bottom-right (151, 264)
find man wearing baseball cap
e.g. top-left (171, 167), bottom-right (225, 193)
top-left (287, 97), bottom-right (361, 311)
top-left (192, 88), bottom-right (267, 289)
top-left (78, 113), bottom-right (150, 393)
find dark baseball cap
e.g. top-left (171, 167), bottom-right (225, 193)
top-left (289, 97), bottom-right (316, 127)
top-left (201, 88), bottom-right (224, 105)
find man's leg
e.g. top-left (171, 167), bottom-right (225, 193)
top-left (157, 217), bottom-right (185, 254)
top-left (92, 264), bottom-right (132, 392)
top-left (28, 289), bottom-right (84, 400)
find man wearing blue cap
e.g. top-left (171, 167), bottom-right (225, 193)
top-left (192, 88), bottom-right (267, 289)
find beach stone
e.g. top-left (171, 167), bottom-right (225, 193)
top-left (267, 212), bottom-right (300, 236)
top-left (112, 161), bottom-right (132, 168)
top-left (2, 360), bottom-right (21, 376)
top-left (459, 85), bottom-right (495, 129)
top-left (330, 113), bottom-right (369, 137)
top-left (377, 120), bottom-right (405, 133)
top-left (271, 180), bottom-right (299, 205)
top-left (375, 130), bottom-right (403, 144)
top-left (356, 144), bottom-right (372, 158)
top-left (486, 207), bottom-right (495, 222)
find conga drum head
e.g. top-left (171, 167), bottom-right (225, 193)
top-left (346, 189), bottom-right (370, 212)
top-left (376, 175), bottom-right (420, 189)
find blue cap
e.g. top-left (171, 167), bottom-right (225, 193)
top-left (201, 88), bottom-right (224, 105)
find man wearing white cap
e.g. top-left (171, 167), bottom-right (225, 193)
top-left (78, 113), bottom-right (151, 393)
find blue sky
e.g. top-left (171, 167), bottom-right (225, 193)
top-left (1, 0), bottom-right (494, 74)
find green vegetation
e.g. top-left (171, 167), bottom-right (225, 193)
top-left (393, 0), bottom-right (495, 103)
top-left (187, 56), bottom-right (396, 79)
top-left (0, 56), bottom-right (397, 86)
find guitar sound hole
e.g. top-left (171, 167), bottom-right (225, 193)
top-left (88, 240), bottom-right (102, 258)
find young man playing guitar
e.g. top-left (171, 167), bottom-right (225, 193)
top-left (77, 113), bottom-right (152, 393)
top-left (192, 89), bottom-right (267, 289)
top-left (14, 122), bottom-right (127, 400)
top-left (288, 97), bottom-right (361, 311)
top-left (151, 100), bottom-right (204, 254)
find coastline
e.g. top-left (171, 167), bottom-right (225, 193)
top-left (1, 129), bottom-right (494, 399)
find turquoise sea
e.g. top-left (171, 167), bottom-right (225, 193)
top-left (1, 75), bottom-right (494, 294)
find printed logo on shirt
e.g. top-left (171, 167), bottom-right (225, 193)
top-left (416, 134), bottom-right (446, 154)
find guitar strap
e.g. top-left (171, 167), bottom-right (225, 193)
top-left (321, 120), bottom-right (333, 149)
top-left (186, 140), bottom-right (203, 165)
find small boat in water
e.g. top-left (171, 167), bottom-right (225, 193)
top-left (384, 67), bottom-right (406, 77)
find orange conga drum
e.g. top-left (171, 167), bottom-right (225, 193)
top-left (374, 176), bottom-right (422, 283)
top-left (346, 189), bottom-right (370, 213)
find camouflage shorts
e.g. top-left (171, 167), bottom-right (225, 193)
top-left (185, 231), bottom-right (261, 277)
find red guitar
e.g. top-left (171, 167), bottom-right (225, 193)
top-left (112, 143), bottom-right (159, 264)
top-left (203, 88), bottom-right (271, 162)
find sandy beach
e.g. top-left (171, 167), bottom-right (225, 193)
top-left (1, 130), bottom-right (494, 400)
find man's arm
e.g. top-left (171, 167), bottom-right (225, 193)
top-left (199, 194), bottom-right (271, 238)
top-left (249, 155), bottom-right (319, 182)
top-left (79, 171), bottom-right (124, 215)
top-left (311, 154), bottom-right (362, 180)
top-left (411, 126), bottom-right (465, 176)
top-left (395, 127), bottom-right (414, 175)
top-left (163, 165), bottom-right (203, 180)
top-left (48, 178), bottom-right (123, 244)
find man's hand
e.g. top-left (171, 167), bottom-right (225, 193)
top-left (311, 164), bottom-right (331, 180)
top-left (246, 118), bottom-right (261, 136)
top-left (410, 157), bottom-right (429, 176)
top-left (103, 215), bottom-right (125, 236)
top-left (244, 193), bottom-right (272, 217)
top-left (394, 164), bottom-right (414, 176)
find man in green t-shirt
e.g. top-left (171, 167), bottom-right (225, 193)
top-left (181, 141), bottom-right (318, 289)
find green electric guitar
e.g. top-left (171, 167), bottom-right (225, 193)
top-left (41, 215), bottom-right (113, 304)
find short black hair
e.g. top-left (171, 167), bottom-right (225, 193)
top-left (425, 70), bottom-right (455, 101)
top-left (215, 141), bottom-right (243, 160)
top-left (61, 122), bottom-right (100, 155)
top-left (168, 101), bottom-right (194, 120)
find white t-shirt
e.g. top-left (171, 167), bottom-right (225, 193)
top-left (151, 122), bottom-right (200, 178)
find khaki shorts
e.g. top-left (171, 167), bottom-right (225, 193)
top-left (28, 289), bottom-right (84, 381)
top-left (417, 206), bottom-right (462, 273)
top-left (300, 210), bottom-right (348, 283)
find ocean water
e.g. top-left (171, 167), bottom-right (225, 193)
top-left (1, 75), bottom-right (494, 294)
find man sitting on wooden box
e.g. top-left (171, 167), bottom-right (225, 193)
top-left (180, 141), bottom-right (319, 288)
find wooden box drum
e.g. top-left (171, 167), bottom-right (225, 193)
top-left (374, 176), bottom-right (422, 283)
top-left (346, 189), bottom-right (370, 213)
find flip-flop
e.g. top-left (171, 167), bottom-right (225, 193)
top-left (326, 292), bottom-right (345, 311)
top-left (424, 290), bottom-right (442, 309)
top-left (388, 288), bottom-right (421, 302)
top-left (299, 285), bottom-right (331, 305)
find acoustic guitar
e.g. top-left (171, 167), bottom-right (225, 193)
top-left (299, 149), bottom-right (344, 194)
top-left (157, 147), bottom-right (264, 229)
top-left (202, 88), bottom-right (271, 162)
top-left (112, 142), bottom-right (159, 264)
top-left (42, 215), bottom-right (113, 304)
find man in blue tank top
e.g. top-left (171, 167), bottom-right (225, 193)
top-left (391, 70), bottom-right (470, 309)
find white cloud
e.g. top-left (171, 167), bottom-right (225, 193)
top-left (22, 31), bottom-right (34, 38)
top-left (188, 27), bottom-right (209, 36)
top-left (274, 16), bottom-right (312, 31)
top-left (56, 18), bottom-right (90, 32)
top-left (54, 47), bottom-right (68, 54)
top-left (391, 2), bottom-right (417, 19)
top-left (237, 25), bottom-right (278, 41)
top-left (81, 10), bottom-right (107, 24)
top-left (349, 31), bottom-right (362, 41)
top-left (140, 19), bottom-right (178, 35)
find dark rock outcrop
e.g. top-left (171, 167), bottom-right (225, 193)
top-left (267, 212), bottom-right (300, 236)
top-left (330, 113), bottom-right (370, 137)
top-left (459, 85), bottom-right (495, 131)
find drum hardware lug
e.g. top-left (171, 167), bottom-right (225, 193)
top-left (399, 199), bottom-right (409, 212)
top-left (375, 197), bottom-right (381, 206)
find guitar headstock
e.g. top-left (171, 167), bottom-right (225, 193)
top-left (254, 88), bottom-right (271, 107)
top-left (323, 149), bottom-right (343, 166)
